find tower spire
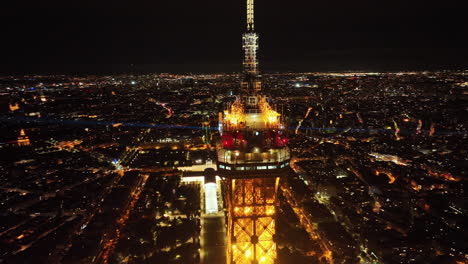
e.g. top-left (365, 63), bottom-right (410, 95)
top-left (246, 0), bottom-right (254, 31)
top-left (242, 0), bottom-right (260, 97)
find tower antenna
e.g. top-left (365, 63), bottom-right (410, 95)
top-left (246, 0), bottom-right (255, 31)
top-left (241, 0), bottom-right (261, 97)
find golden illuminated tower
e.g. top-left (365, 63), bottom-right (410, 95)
top-left (216, 1), bottom-right (290, 263)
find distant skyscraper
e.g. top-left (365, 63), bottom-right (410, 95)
top-left (216, 1), bottom-right (291, 263)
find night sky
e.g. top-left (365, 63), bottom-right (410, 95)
top-left (2, 0), bottom-right (467, 74)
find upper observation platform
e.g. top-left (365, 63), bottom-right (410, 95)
top-left (216, 95), bottom-right (290, 178)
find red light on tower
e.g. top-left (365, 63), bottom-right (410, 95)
top-left (222, 133), bottom-right (234, 148)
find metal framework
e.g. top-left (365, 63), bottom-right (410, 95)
top-left (226, 177), bottom-right (280, 264)
top-left (218, 1), bottom-right (290, 263)
top-left (241, 0), bottom-right (261, 96)
top-left (246, 0), bottom-right (255, 31)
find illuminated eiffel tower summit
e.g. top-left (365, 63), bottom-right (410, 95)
top-left (216, 0), bottom-right (291, 263)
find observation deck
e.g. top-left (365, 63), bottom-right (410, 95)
top-left (216, 95), bottom-right (290, 179)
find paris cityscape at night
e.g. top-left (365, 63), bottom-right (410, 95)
top-left (1, 0), bottom-right (467, 264)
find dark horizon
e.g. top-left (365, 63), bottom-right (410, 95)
top-left (2, 0), bottom-right (467, 74)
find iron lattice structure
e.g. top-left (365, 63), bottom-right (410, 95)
top-left (226, 177), bottom-right (280, 264)
top-left (241, 0), bottom-right (261, 97)
top-left (218, 1), bottom-right (290, 263)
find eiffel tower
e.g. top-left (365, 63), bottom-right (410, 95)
top-left (216, 1), bottom-right (291, 263)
